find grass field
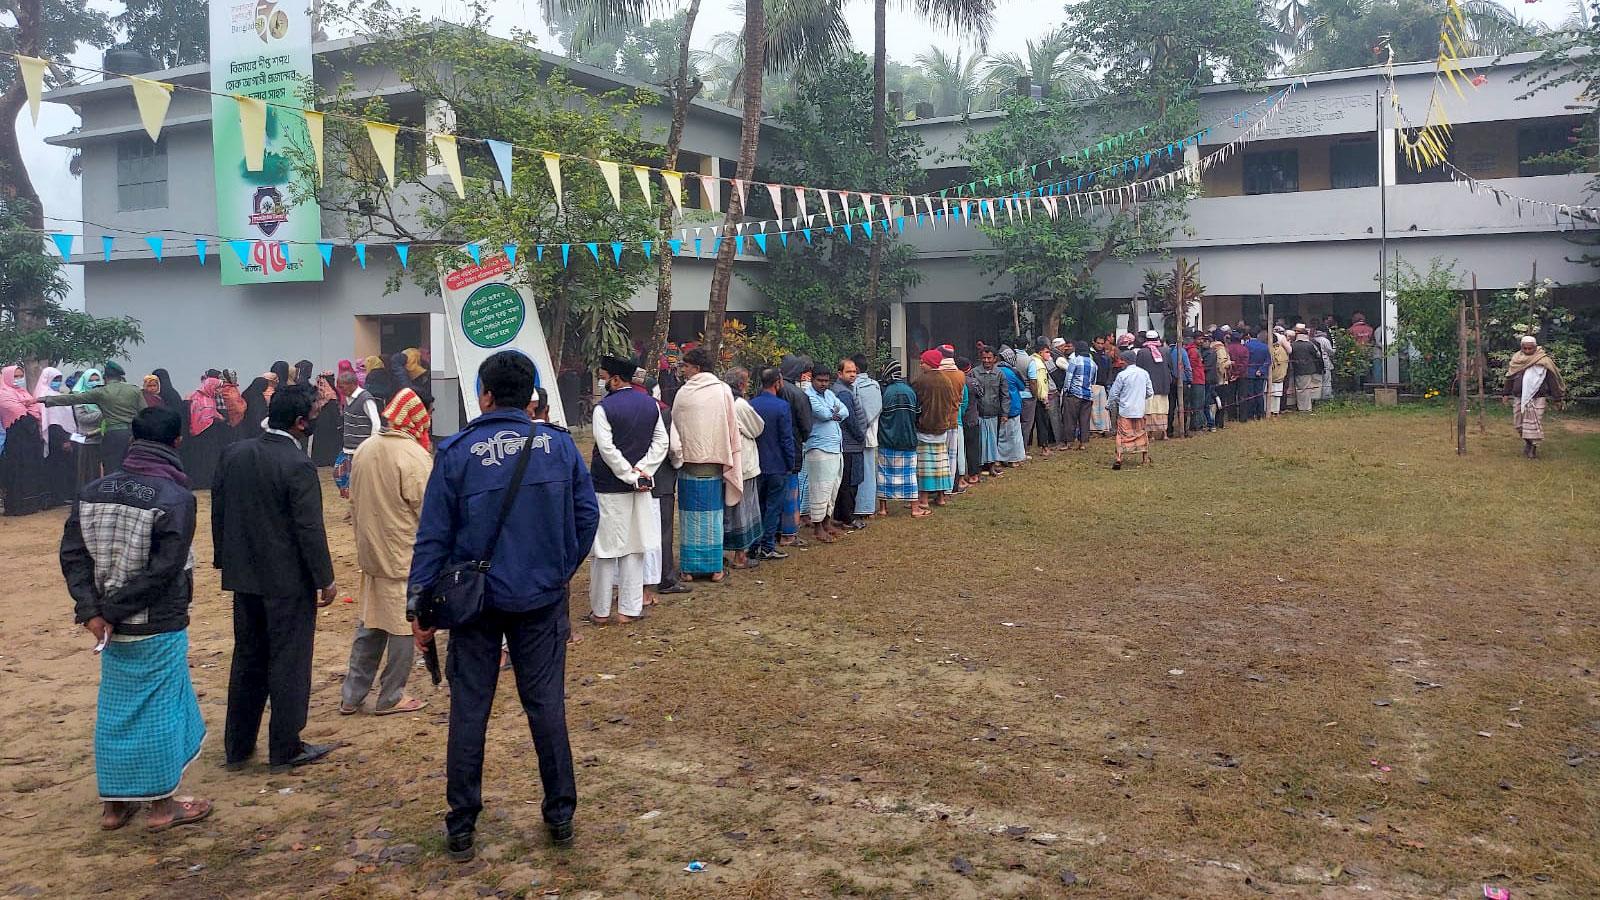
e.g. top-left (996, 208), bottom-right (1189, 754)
top-left (1, 404), bottom-right (1597, 898)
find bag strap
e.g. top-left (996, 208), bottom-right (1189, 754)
top-left (478, 433), bottom-right (535, 569)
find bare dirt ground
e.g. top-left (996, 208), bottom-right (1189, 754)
top-left (1, 405), bottom-right (1597, 899)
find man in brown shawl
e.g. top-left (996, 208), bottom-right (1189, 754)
top-left (1503, 334), bottom-right (1564, 459)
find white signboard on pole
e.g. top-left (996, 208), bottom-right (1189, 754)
top-left (438, 248), bottom-right (565, 426)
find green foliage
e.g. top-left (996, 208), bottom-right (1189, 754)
top-left (1293, 0), bottom-right (1543, 74)
top-left (1517, 11), bottom-right (1600, 272)
top-left (112, 0), bottom-right (209, 69)
top-left (961, 94), bottom-right (1194, 340)
top-left (750, 53), bottom-right (924, 361)
top-left (1064, 0), bottom-right (1274, 107)
top-left (304, 1), bottom-right (662, 364)
top-left (0, 202), bottom-right (143, 366)
top-left (1483, 278), bottom-right (1598, 398)
top-left (0, 0), bottom-right (114, 90)
top-left (1329, 326), bottom-right (1372, 387)
top-left (1393, 257), bottom-right (1462, 395)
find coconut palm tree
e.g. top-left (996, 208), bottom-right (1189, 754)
top-left (980, 25), bottom-right (1101, 103)
top-left (915, 47), bottom-right (983, 115)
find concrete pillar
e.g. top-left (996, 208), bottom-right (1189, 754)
top-left (1383, 287), bottom-right (1400, 382)
top-left (424, 100), bottom-right (456, 177)
top-left (1380, 127), bottom-right (1399, 382)
top-left (889, 300), bottom-right (907, 374)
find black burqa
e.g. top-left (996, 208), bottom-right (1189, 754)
top-left (240, 377), bottom-right (270, 440)
top-left (310, 373), bottom-right (341, 467)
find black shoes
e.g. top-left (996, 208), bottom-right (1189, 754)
top-left (657, 583), bottom-right (693, 595)
top-left (757, 548), bottom-right (789, 561)
top-left (447, 831), bottom-right (475, 862)
top-left (268, 742), bottom-right (338, 774)
top-left (548, 820), bottom-right (575, 848)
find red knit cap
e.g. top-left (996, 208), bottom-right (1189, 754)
top-left (383, 387), bottom-right (432, 451)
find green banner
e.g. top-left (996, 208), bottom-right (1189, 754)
top-left (209, 0), bottom-right (322, 285)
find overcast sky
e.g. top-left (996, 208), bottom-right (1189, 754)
top-left (21, 0), bottom-right (1577, 305)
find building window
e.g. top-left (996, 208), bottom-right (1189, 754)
top-left (117, 138), bottom-right (168, 210)
top-left (1329, 139), bottom-right (1378, 189)
top-left (1242, 149), bottom-right (1298, 195)
top-left (1518, 121), bottom-right (1579, 177)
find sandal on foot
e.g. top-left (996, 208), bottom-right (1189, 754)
top-left (375, 697), bottom-right (427, 716)
top-left (147, 798), bottom-right (212, 833)
top-left (101, 804), bottom-right (140, 831)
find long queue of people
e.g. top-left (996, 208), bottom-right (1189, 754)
top-left (0, 352), bottom-right (434, 517)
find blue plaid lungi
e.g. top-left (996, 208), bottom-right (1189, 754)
top-left (876, 447), bottom-right (917, 501)
top-left (915, 434), bottom-right (953, 493)
top-left (333, 451), bottom-right (352, 496)
top-left (724, 476), bottom-right (762, 551)
top-left (978, 417), bottom-right (1000, 464)
top-left (781, 471), bottom-right (801, 536)
top-left (998, 416), bottom-right (1026, 463)
top-left (856, 447), bottom-right (878, 516)
top-left (678, 472), bottom-right (726, 575)
top-left (96, 631), bottom-right (206, 801)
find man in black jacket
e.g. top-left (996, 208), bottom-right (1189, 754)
top-left (777, 355), bottom-right (814, 546)
top-left (61, 407), bottom-right (213, 832)
top-left (213, 385), bottom-right (339, 774)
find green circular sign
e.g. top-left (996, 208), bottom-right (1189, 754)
top-left (460, 283), bottom-right (526, 349)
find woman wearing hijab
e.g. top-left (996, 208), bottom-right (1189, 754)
top-left (1, 364), bottom-right (50, 515)
top-left (294, 359), bottom-right (315, 388)
top-left (69, 368), bottom-right (107, 490)
top-left (269, 360), bottom-right (291, 391)
top-left (34, 367), bottom-right (78, 506)
top-left (152, 369), bottom-right (185, 415)
top-left (239, 376), bottom-right (271, 440)
top-left (311, 372), bottom-right (342, 467)
top-left (363, 362), bottom-right (394, 407)
top-left (183, 375), bottom-right (227, 486)
top-left (142, 375), bottom-right (165, 408)
top-left (387, 352), bottom-right (415, 395)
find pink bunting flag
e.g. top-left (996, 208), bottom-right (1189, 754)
top-left (794, 186), bottom-right (809, 221)
top-left (820, 189), bottom-right (835, 226)
top-left (732, 178), bottom-right (749, 214)
top-left (766, 183), bottom-right (784, 217)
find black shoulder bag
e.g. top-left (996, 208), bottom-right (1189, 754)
top-left (419, 436), bottom-right (532, 630)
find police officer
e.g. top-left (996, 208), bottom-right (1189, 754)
top-left (408, 350), bottom-right (599, 862)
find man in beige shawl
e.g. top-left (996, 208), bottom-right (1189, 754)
top-left (670, 348), bottom-right (743, 583)
top-left (340, 388), bottom-right (432, 715)
top-left (1504, 334), bottom-right (1565, 459)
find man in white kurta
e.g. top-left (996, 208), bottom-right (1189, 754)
top-left (589, 357), bottom-right (670, 624)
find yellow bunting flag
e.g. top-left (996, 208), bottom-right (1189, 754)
top-left (130, 77), bottom-right (174, 142)
top-left (661, 170), bottom-right (684, 210)
top-left (366, 121), bottom-right (400, 186)
top-left (633, 165), bottom-right (653, 208)
top-left (432, 133), bottom-right (465, 198)
top-left (236, 95), bottom-right (268, 172)
top-left (303, 110), bottom-right (325, 183)
top-left (16, 55), bottom-right (47, 126)
top-left (542, 152), bottom-right (564, 211)
top-left (596, 159), bottom-right (622, 209)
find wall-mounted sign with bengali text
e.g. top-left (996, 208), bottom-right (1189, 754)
top-left (438, 247), bottom-right (565, 426)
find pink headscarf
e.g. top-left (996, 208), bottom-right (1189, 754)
top-left (188, 376), bottom-right (222, 436)
top-left (0, 365), bottom-right (39, 429)
top-left (353, 358), bottom-right (368, 387)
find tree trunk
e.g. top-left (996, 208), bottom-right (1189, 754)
top-left (1044, 297), bottom-right (1067, 339)
top-left (1, 0), bottom-right (51, 339)
top-left (548, 280), bottom-right (571, 382)
top-left (862, 0), bottom-right (887, 351)
top-left (644, 0), bottom-right (703, 373)
top-left (702, 0), bottom-right (764, 366)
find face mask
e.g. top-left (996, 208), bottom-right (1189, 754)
top-left (595, 378), bottom-right (608, 396)
top-left (89, 379), bottom-right (103, 389)
top-left (50, 379), bottom-right (62, 391)
top-left (11, 377), bottom-right (23, 389)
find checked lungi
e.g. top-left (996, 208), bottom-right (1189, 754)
top-left (96, 631), bottom-right (206, 801)
top-left (877, 447), bottom-right (917, 501)
top-left (781, 472), bottom-right (801, 535)
top-left (677, 470), bottom-right (726, 575)
top-left (915, 433), bottom-right (953, 493)
top-left (856, 447), bottom-right (878, 517)
top-left (1116, 416), bottom-right (1148, 454)
top-left (724, 475), bottom-right (762, 551)
top-left (978, 416), bottom-right (1000, 464)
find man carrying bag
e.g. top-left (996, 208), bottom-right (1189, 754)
top-left (408, 351), bottom-right (599, 862)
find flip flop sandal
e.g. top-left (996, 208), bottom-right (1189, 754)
top-left (147, 798), bottom-right (212, 833)
top-left (338, 704), bottom-right (361, 716)
top-left (584, 614), bottom-right (613, 626)
top-left (101, 804), bottom-right (140, 831)
top-left (375, 698), bottom-right (427, 716)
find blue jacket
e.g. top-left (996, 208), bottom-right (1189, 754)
top-left (409, 409), bottom-right (599, 614)
top-left (1245, 338), bottom-right (1270, 379)
top-left (1000, 365), bottom-right (1026, 417)
top-left (750, 391), bottom-right (798, 475)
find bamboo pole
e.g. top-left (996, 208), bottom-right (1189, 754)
top-left (1473, 274), bottom-right (1485, 435)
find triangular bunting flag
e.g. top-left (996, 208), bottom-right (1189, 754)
top-left (732, 178), bottom-right (749, 213)
top-left (537, 245), bottom-right (546, 262)
top-left (561, 244), bottom-right (571, 267)
top-left (318, 241), bottom-right (334, 266)
top-left (667, 239), bottom-right (682, 256)
top-left (693, 237), bottom-right (702, 257)
top-left (585, 242), bottom-right (600, 263)
top-left (279, 242), bottom-right (290, 265)
top-left (193, 238), bottom-right (204, 264)
top-left (861, 221), bottom-right (873, 238)
top-left (50, 233), bottom-right (74, 259)
top-left (700, 173), bottom-right (720, 213)
top-left (354, 243), bottom-right (367, 269)
top-left (543, 153), bottom-right (565, 211)
top-left (766, 183), bottom-right (783, 217)
top-left (486, 140), bottom-right (514, 192)
top-left (504, 244), bottom-right (518, 266)
top-left (17, 55), bottom-right (47, 125)
top-left (752, 233), bottom-right (766, 253)
top-left (641, 241), bottom-right (652, 260)
top-left (395, 243), bottom-right (409, 269)
top-left (236, 95), bottom-right (268, 172)
top-left (432, 133), bottom-right (465, 198)
top-left (795, 186), bottom-right (809, 221)
top-left (633, 165), bottom-right (653, 208)
top-left (596, 159), bottom-right (622, 209)
top-left (733, 235), bottom-right (744, 255)
top-left (820, 189), bottom-right (835, 226)
top-left (229, 240), bottom-right (252, 266)
top-left (304, 110), bottom-right (324, 183)
top-left (101, 235), bottom-right (114, 262)
top-left (466, 242), bottom-right (481, 266)
top-left (610, 242), bottom-right (623, 264)
top-left (802, 228), bottom-right (812, 243)
top-left (366, 121), bottom-right (400, 186)
top-left (662, 171), bottom-right (684, 210)
top-left (130, 77), bottom-right (174, 142)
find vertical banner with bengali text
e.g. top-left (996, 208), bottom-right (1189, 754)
top-left (438, 247), bottom-right (566, 427)
top-left (210, 0), bottom-right (323, 285)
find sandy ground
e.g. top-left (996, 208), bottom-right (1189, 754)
top-left (1, 404), bottom-right (1597, 899)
